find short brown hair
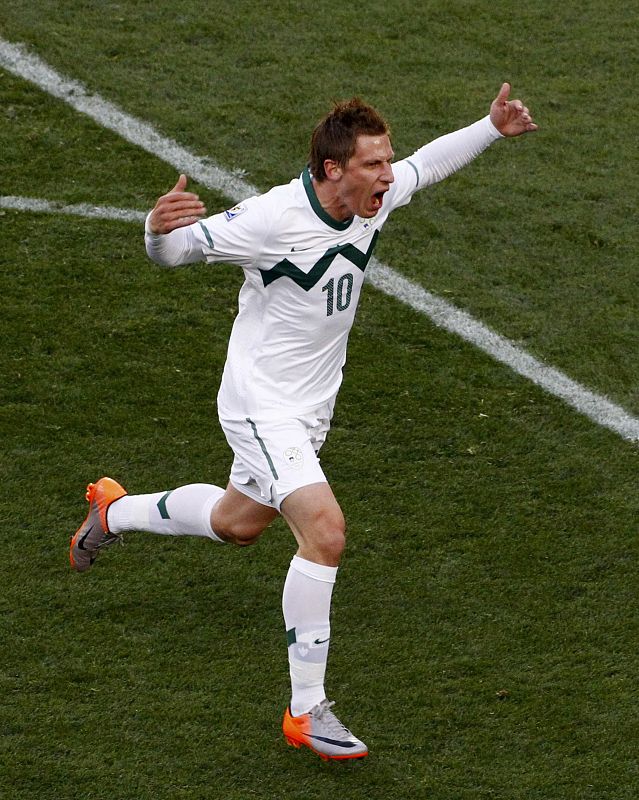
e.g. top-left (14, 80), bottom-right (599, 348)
top-left (309, 98), bottom-right (390, 182)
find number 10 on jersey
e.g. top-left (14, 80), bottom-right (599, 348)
top-left (322, 273), bottom-right (354, 317)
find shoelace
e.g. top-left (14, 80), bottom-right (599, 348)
top-left (95, 532), bottom-right (124, 550)
top-left (310, 700), bottom-right (355, 739)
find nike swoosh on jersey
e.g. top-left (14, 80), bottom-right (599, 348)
top-left (313, 637), bottom-right (330, 645)
top-left (260, 231), bottom-right (379, 290)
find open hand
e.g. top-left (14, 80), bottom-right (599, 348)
top-left (490, 83), bottom-right (538, 137)
top-left (148, 174), bottom-right (207, 234)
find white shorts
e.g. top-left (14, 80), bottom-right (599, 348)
top-left (219, 400), bottom-right (334, 511)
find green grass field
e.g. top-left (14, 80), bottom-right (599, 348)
top-left (1, 2), bottom-right (638, 798)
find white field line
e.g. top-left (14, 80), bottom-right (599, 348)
top-left (0, 194), bottom-right (146, 222)
top-left (370, 260), bottom-right (639, 442)
top-left (2, 38), bottom-right (638, 443)
top-left (0, 40), bottom-right (257, 201)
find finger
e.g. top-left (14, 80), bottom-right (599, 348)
top-left (496, 82), bottom-right (511, 103)
top-left (149, 204), bottom-right (207, 234)
top-left (157, 208), bottom-right (207, 229)
top-left (166, 215), bottom-right (204, 232)
top-left (169, 173), bottom-right (188, 193)
top-left (162, 197), bottom-right (205, 213)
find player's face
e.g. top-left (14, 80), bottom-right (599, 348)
top-left (339, 134), bottom-right (395, 218)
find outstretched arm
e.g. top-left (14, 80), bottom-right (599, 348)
top-left (388, 83), bottom-right (538, 204)
top-left (490, 82), bottom-right (538, 136)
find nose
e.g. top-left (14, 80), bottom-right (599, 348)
top-left (383, 162), bottom-right (395, 184)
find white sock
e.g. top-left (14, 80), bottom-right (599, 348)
top-left (107, 483), bottom-right (225, 542)
top-left (282, 555), bottom-right (337, 717)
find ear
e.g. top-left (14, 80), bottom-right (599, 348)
top-left (323, 159), bottom-right (343, 182)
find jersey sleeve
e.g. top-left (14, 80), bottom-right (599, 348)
top-left (145, 194), bottom-right (270, 270)
top-left (387, 115), bottom-right (504, 210)
top-left (144, 214), bottom-right (205, 267)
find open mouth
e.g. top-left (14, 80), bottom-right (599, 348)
top-left (371, 190), bottom-right (386, 210)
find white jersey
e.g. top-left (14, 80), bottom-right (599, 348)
top-left (146, 115), bottom-right (502, 420)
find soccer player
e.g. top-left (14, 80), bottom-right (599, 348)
top-left (70, 83), bottom-right (537, 760)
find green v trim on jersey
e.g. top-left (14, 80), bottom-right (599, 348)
top-left (302, 167), bottom-right (353, 231)
top-left (259, 230), bottom-right (379, 290)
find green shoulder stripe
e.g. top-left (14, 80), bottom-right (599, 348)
top-left (406, 159), bottom-right (420, 188)
top-left (198, 221), bottom-right (215, 248)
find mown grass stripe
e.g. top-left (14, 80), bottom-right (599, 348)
top-left (1, 36), bottom-right (637, 443)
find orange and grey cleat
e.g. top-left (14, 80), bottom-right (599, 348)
top-left (283, 700), bottom-right (368, 761)
top-left (69, 477), bottom-right (127, 572)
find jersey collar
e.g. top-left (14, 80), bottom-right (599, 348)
top-left (302, 166), bottom-right (353, 231)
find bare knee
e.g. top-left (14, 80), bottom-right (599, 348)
top-left (303, 507), bottom-right (346, 565)
top-left (211, 486), bottom-right (278, 547)
top-left (280, 485), bottom-right (347, 566)
top-left (211, 516), bottom-right (264, 546)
